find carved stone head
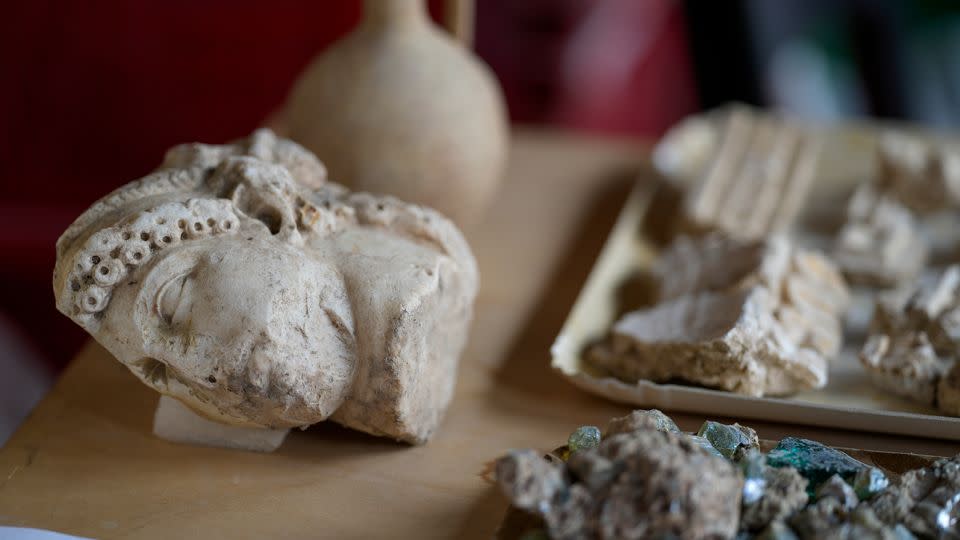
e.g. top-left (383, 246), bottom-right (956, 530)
top-left (53, 129), bottom-right (478, 444)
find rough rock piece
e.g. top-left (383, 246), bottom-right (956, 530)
top-left (789, 496), bottom-right (848, 539)
top-left (52, 129), bottom-right (478, 446)
top-left (860, 266), bottom-right (960, 415)
top-left (876, 132), bottom-right (960, 215)
top-left (604, 409), bottom-right (680, 436)
top-left (589, 286), bottom-right (825, 396)
top-left (677, 107), bottom-right (821, 240)
top-left (791, 501), bottom-right (917, 540)
top-left (567, 426), bottom-right (601, 453)
top-left (495, 428), bottom-right (743, 540)
top-left (650, 233), bottom-right (792, 303)
top-left (652, 234), bottom-right (850, 330)
top-left (589, 234), bottom-right (849, 397)
top-left (860, 333), bottom-right (949, 406)
top-left (832, 185), bottom-right (929, 287)
top-left (742, 465), bottom-right (810, 531)
top-left (495, 450), bottom-right (566, 513)
top-left (868, 454), bottom-right (960, 538)
top-left (698, 420), bottom-right (759, 459)
top-left (590, 286), bottom-right (829, 397)
top-left (817, 475), bottom-right (860, 511)
top-left (854, 467), bottom-right (891, 501)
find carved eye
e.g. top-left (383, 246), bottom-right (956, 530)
top-left (157, 273), bottom-right (194, 325)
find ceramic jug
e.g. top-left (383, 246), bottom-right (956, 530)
top-left (285, 0), bottom-right (508, 225)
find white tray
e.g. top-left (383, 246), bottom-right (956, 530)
top-left (550, 121), bottom-right (960, 441)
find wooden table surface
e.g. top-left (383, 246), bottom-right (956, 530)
top-left (1, 129), bottom-right (957, 539)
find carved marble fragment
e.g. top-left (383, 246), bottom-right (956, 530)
top-left (588, 234), bottom-right (849, 397)
top-left (860, 266), bottom-right (960, 416)
top-left (660, 107), bottom-right (821, 240)
top-left (53, 129), bottom-right (478, 446)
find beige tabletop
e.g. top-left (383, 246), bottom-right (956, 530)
top-left (1, 129), bottom-right (957, 539)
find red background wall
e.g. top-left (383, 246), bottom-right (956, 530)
top-left (0, 0), bottom-right (695, 371)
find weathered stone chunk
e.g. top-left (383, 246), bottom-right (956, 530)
top-left (816, 475), bottom-right (859, 511)
top-left (742, 465), bottom-right (810, 531)
top-left (604, 409), bottom-right (680, 436)
top-left (589, 234), bottom-right (848, 397)
top-left (854, 467), bottom-right (890, 501)
top-left (868, 454), bottom-right (960, 538)
top-left (495, 450), bottom-right (566, 513)
top-left (860, 266), bottom-right (960, 416)
top-left (833, 185), bottom-right (928, 287)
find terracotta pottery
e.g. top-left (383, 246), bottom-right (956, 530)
top-left (284, 0), bottom-right (508, 225)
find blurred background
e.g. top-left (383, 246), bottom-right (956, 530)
top-left (2, 0), bottom-right (960, 442)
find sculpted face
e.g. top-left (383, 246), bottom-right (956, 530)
top-left (53, 130), bottom-right (478, 443)
top-left (100, 237), bottom-right (355, 428)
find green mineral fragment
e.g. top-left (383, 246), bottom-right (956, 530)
top-left (852, 467), bottom-right (889, 500)
top-left (697, 420), bottom-right (759, 459)
top-left (687, 435), bottom-right (725, 459)
top-left (567, 426), bottom-right (601, 453)
top-left (767, 437), bottom-right (866, 489)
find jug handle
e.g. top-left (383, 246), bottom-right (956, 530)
top-left (443, 0), bottom-right (474, 49)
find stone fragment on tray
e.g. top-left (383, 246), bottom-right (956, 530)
top-left (52, 129), bottom-right (478, 448)
top-left (588, 234), bottom-right (849, 397)
top-left (494, 425), bottom-right (742, 540)
top-left (860, 265), bottom-right (960, 416)
top-left (876, 131), bottom-right (960, 215)
top-left (672, 107), bottom-right (821, 240)
top-left (832, 185), bottom-right (929, 287)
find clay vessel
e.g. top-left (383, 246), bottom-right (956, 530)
top-left (285, 0), bottom-right (508, 225)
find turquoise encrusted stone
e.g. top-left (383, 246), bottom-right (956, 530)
top-left (567, 426), bottom-right (601, 453)
top-left (767, 437), bottom-right (866, 489)
top-left (697, 420), bottom-right (758, 459)
top-left (853, 467), bottom-right (889, 500)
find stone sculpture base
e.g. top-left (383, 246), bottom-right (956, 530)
top-left (153, 395), bottom-right (289, 452)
